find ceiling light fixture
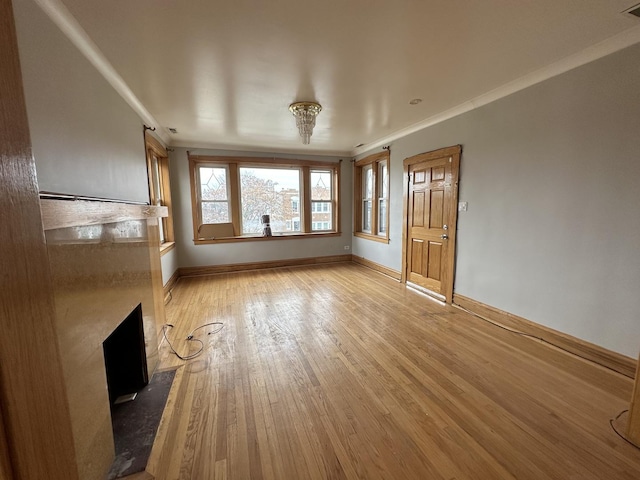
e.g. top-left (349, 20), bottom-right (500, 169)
top-left (289, 101), bottom-right (322, 145)
top-left (409, 98), bottom-right (422, 105)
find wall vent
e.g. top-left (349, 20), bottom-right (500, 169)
top-left (623, 3), bottom-right (640, 18)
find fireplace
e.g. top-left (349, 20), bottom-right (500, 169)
top-left (40, 201), bottom-right (166, 479)
top-left (103, 304), bottom-right (149, 405)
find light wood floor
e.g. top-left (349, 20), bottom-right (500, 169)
top-left (146, 263), bottom-right (640, 479)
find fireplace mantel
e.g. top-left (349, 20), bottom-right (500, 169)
top-left (40, 198), bottom-right (167, 230)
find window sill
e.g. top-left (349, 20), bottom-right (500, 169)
top-left (354, 232), bottom-right (390, 244)
top-left (159, 241), bottom-right (175, 256)
top-left (193, 231), bottom-right (341, 245)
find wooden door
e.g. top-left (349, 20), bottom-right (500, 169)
top-left (403, 146), bottom-right (461, 303)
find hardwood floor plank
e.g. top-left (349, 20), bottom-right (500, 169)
top-left (147, 263), bottom-right (640, 479)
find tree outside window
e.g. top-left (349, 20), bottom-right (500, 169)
top-left (239, 168), bottom-right (300, 234)
top-left (189, 156), bottom-right (340, 242)
top-left (199, 166), bottom-right (230, 223)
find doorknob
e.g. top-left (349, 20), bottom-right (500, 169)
top-left (440, 234), bottom-right (449, 240)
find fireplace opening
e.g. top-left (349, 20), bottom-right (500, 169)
top-left (103, 304), bottom-right (148, 405)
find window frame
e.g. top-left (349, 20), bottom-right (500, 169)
top-left (188, 154), bottom-right (341, 244)
top-left (196, 164), bottom-right (232, 225)
top-left (238, 165), bottom-right (303, 235)
top-left (354, 150), bottom-right (390, 243)
top-left (145, 133), bottom-right (175, 255)
top-left (310, 170), bottom-right (334, 232)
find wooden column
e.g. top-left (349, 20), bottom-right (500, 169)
top-left (0, 0), bottom-right (79, 477)
top-left (628, 354), bottom-right (640, 444)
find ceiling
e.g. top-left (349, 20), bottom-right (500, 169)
top-left (43, 0), bottom-right (640, 155)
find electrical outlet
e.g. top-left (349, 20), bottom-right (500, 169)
top-left (344, 245), bottom-right (350, 250)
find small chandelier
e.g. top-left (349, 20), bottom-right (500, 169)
top-left (289, 101), bottom-right (322, 145)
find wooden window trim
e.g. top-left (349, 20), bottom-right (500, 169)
top-left (145, 132), bottom-right (175, 251)
top-left (188, 154), bottom-right (341, 244)
top-left (354, 151), bottom-right (390, 243)
top-left (310, 167), bottom-right (339, 233)
top-left (302, 165), bottom-right (312, 233)
top-left (159, 241), bottom-right (175, 256)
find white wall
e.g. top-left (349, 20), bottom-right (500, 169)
top-left (14, 0), bottom-right (149, 203)
top-left (161, 249), bottom-right (178, 286)
top-left (14, 1), bottom-right (183, 287)
top-left (353, 43), bottom-right (640, 358)
top-left (170, 148), bottom-right (352, 268)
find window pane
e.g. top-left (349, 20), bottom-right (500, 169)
top-left (159, 217), bottom-right (166, 243)
top-left (239, 167), bottom-right (301, 234)
top-left (152, 155), bottom-right (162, 205)
top-left (378, 199), bottom-right (386, 234)
top-left (200, 167), bottom-right (228, 200)
top-left (379, 161), bottom-right (388, 198)
top-left (311, 170), bottom-right (334, 232)
top-left (311, 170), bottom-right (332, 200)
top-left (202, 201), bottom-right (230, 223)
top-left (311, 201), bottom-right (332, 231)
top-left (363, 165), bottom-right (373, 200)
top-left (362, 200), bottom-right (372, 232)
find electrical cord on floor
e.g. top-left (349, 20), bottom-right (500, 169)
top-left (453, 304), bottom-right (634, 379)
top-left (609, 410), bottom-right (640, 450)
top-left (162, 322), bottom-right (224, 361)
top-left (454, 304), bottom-right (640, 450)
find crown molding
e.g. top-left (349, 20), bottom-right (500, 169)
top-left (31, 0), bottom-right (640, 159)
top-left (33, 0), bottom-right (171, 145)
top-left (169, 139), bottom-right (351, 158)
top-left (352, 24), bottom-right (640, 157)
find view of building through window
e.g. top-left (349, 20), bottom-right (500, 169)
top-left (190, 156), bottom-right (339, 240)
top-left (311, 170), bottom-right (332, 231)
top-left (239, 167), bottom-right (300, 234)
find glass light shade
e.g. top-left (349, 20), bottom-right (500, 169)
top-left (289, 101), bottom-right (322, 145)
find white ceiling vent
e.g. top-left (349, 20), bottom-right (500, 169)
top-left (623, 3), bottom-right (640, 18)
